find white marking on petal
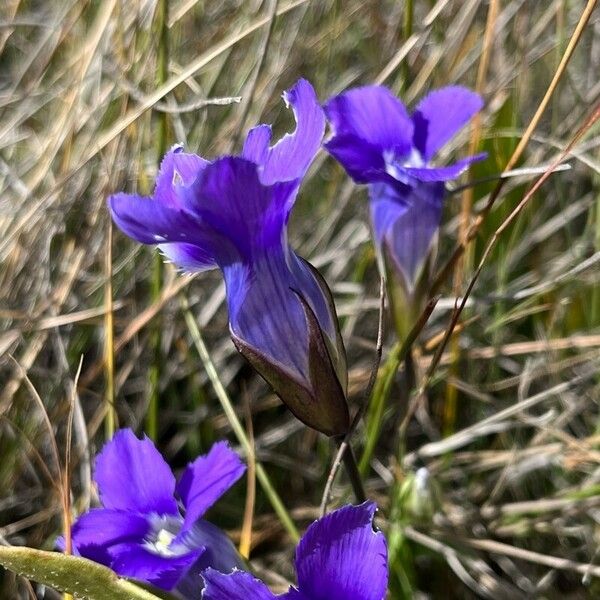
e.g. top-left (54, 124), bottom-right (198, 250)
top-left (402, 147), bottom-right (425, 168)
top-left (384, 147), bottom-right (425, 184)
top-left (154, 528), bottom-right (176, 555)
top-left (172, 169), bottom-right (184, 187)
top-left (145, 515), bottom-right (186, 557)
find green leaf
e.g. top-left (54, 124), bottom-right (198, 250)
top-left (0, 546), bottom-right (175, 600)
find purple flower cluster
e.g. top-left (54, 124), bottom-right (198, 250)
top-left (108, 78), bottom-right (484, 418)
top-left (92, 76), bottom-right (486, 598)
top-left (63, 431), bottom-right (388, 600)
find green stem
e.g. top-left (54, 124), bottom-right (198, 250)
top-left (147, 256), bottom-right (161, 441)
top-left (360, 342), bottom-right (402, 474)
top-left (337, 437), bottom-right (366, 503)
top-left (359, 293), bottom-right (437, 473)
top-left (400, 0), bottom-right (414, 89)
top-left (403, 0), bottom-right (414, 39)
top-left (147, 0), bottom-right (169, 440)
top-left (182, 298), bottom-right (299, 542)
top-left (156, 0), bottom-right (169, 156)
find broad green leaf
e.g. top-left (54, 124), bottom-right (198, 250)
top-left (0, 546), bottom-right (175, 600)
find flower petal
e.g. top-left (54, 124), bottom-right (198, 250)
top-left (180, 155), bottom-right (347, 418)
top-left (178, 520), bottom-right (245, 574)
top-left (154, 145), bottom-right (209, 206)
top-left (243, 124), bottom-right (272, 165)
top-left (323, 133), bottom-right (387, 183)
top-left (174, 520), bottom-right (246, 600)
top-left (371, 181), bottom-right (444, 286)
top-left (295, 502), bottom-right (388, 600)
top-left (180, 157), bottom-right (293, 261)
top-left (201, 569), bottom-right (279, 600)
top-left (108, 192), bottom-right (203, 245)
top-left (57, 541), bottom-right (113, 567)
top-left (399, 152), bottom-right (487, 182)
top-left (177, 441), bottom-right (246, 531)
top-left (69, 508), bottom-right (149, 552)
top-left (57, 509), bottom-right (150, 567)
top-left (158, 242), bottom-right (217, 272)
top-left (259, 78), bottom-right (325, 186)
top-left (324, 85), bottom-right (414, 155)
top-left (94, 429), bottom-right (178, 515)
top-left (369, 183), bottom-right (410, 248)
top-left (226, 252), bottom-right (319, 381)
top-left (108, 145), bottom-right (217, 268)
top-left (281, 591), bottom-right (311, 600)
top-left (412, 86), bottom-right (483, 161)
top-left (224, 256), bottom-right (300, 370)
top-left (110, 542), bottom-right (203, 591)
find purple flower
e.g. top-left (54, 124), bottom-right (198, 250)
top-left (201, 502), bottom-right (388, 600)
top-left (59, 429), bottom-right (245, 596)
top-left (324, 85), bottom-right (485, 338)
top-left (108, 79), bottom-right (349, 437)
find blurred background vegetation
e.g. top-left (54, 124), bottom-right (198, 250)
top-left (1, 0), bottom-right (599, 597)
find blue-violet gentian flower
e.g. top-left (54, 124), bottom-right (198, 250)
top-left (58, 429), bottom-right (245, 597)
top-left (108, 79), bottom-right (349, 437)
top-left (201, 501), bottom-right (388, 600)
top-left (324, 85), bottom-right (485, 339)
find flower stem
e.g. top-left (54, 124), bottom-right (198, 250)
top-left (321, 279), bottom-right (385, 516)
top-left (147, 0), bottom-right (169, 440)
top-left (360, 343), bottom-right (401, 474)
top-left (339, 439), bottom-right (366, 504)
top-left (360, 297), bottom-right (438, 473)
top-left (403, 0), bottom-right (413, 39)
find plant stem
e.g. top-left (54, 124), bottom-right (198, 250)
top-left (360, 297), bottom-right (439, 473)
top-left (155, 0), bottom-right (169, 155)
top-left (339, 438), bottom-right (366, 503)
top-left (147, 0), bottom-right (169, 440)
top-left (360, 343), bottom-right (401, 474)
top-left (400, 0), bottom-right (413, 88)
top-left (403, 0), bottom-right (414, 39)
top-left (320, 280), bottom-right (385, 516)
